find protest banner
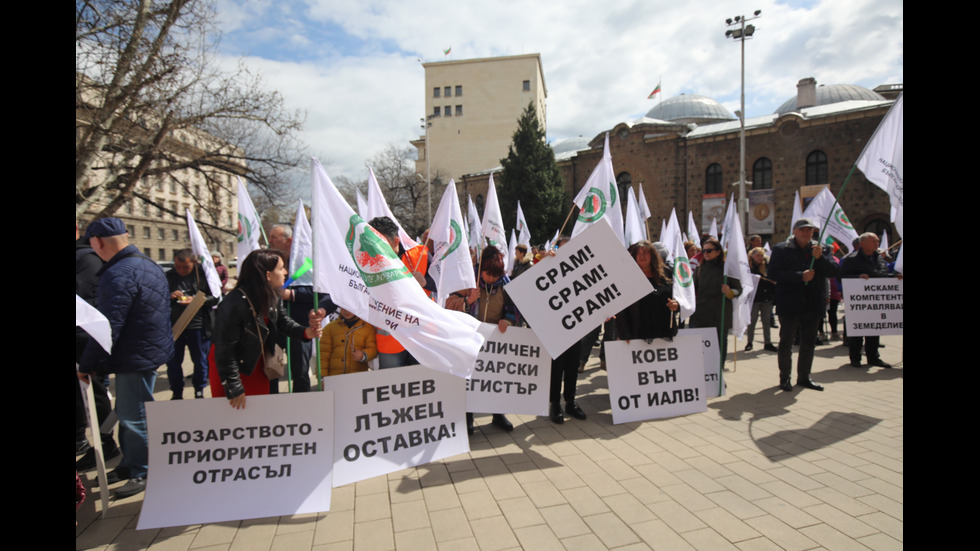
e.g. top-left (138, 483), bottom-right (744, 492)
top-left (504, 222), bottom-right (653, 358)
top-left (605, 336), bottom-right (707, 424)
top-left (467, 324), bottom-right (551, 416)
top-left (842, 279), bottom-right (903, 336)
top-left (138, 392), bottom-right (334, 529)
top-left (323, 364), bottom-right (468, 487)
top-left (676, 328), bottom-right (725, 398)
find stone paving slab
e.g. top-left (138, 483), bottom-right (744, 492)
top-left (77, 335), bottom-right (903, 550)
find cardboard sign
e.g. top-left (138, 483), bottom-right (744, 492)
top-left (323, 365), bottom-right (468, 487)
top-left (139, 392), bottom-right (334, 529)
top-left (505, 223), bottom-right (653, 358)
top-left (842, 279), bottom-right (903, 336)
top-left (605, 336), bottom-right (707, 424)
top-left (467, 324), bottom-right (551, 416)
top-left (676, 327), bottom-right (725, 398)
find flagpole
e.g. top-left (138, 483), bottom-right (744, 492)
top-left (806, 164), bottom-right (858, 281)
top-left (719, 276), bottom-right (727, 395)
top-left (556, 203), bottom-right (577, 238)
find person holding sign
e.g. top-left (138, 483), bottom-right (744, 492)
top-left (465, 246), bottom-right (517, 433)
top-left (546, 236), bottom-right (588, 424)
top-left (615, 240), bottom-right (680, 341)
top-left (690, 237), bottom-right (741, 365)
top-left (840, 232), bottom-right (900, 368)
top-left (210, 249), bottom-right (326, 409)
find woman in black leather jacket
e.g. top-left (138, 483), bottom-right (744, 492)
top-left (210, 249), bottom-right (325, 408)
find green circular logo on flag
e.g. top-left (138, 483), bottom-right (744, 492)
top-left (577, 187), bottom-right (606, 223)
top-left (607, 181), bottom-right (617, 208)
top-left (834, 208), bottom-right (854, 230)
top-left (440, 220), bottom-right (463, 261)
top-left (237, 214), bottom-right (251, 243)
top-left (345, 215), bottom-right (412, 287)
top-left (674, 256), bottom-right (693, 288)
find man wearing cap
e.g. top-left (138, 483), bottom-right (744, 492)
top-left (768, 218), bottom-right (840, 392)
top-left (78, 218), bottom-right (173, 498)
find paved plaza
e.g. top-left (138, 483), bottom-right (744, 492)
top-left (76, 335), bottom-right (903, 550)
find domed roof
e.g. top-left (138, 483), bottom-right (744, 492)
top-left (775, 84), bottom-right (885, 115)
top-left (644, 94), bottom-right (736, 125)
top-left (550, 136), bottom-right (591, 155)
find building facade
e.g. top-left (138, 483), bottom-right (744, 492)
top-left (412, 54), bottom-right (547, 186)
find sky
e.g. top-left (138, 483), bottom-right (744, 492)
top-left (214, 0), bottom-right (903, 185)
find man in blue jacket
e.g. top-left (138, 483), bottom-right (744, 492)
top-left (769, 218), bottom-right (840, 392)
top-left (78, 218), bottom-right (173, 498)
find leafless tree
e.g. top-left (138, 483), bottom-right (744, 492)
top-left (76, 0), bottom-right (306, 223)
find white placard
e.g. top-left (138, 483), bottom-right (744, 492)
top-left (138, 392), bottom-right (334, 529)
top-left (842, 279), bottom-right (903, 336)
top-left (676, 327), bottom-right (726, 398)
top-left (605, 336), bottom-right (707, 424)
top-left (468, 324), bottom-right (551, 416)
top-left (504, 223), bottom-right (653, 358)
top-left (323, 365), bottom-right (468, 487)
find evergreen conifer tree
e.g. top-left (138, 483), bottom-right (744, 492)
top-left (498, 103), bottom-right (568, 244)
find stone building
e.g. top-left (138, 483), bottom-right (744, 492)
top-left (464, 78), bottom-right (900, 248)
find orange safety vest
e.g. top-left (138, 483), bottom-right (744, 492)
top-left (376, 244), bottom-right (430, 354)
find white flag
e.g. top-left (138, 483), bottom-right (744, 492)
top-left (76, 295), bottom-right (112, 353)
top-left (802, 187), bottom-right (859, 250)
top-left (186, 210), bottom-right (222, 298)
top-left (288, 200), bottom-right (314, 287)
top-left (311, 159), bottom-right (483, 377)
top-left (466, 194), bottom-right (482, 255)
top-left (429, 179), bottom-right (476, 304)
top-left (236, 178), bottom-right (262, 265)
top-left (687, 211), bottom-right (699, 246)
top-left (856, 93), bottom-right (903, 237)
top-left (721, 194), bottom-right (736, 250)
top-left (637, 186), bottom-right (652, 221)
top-left (506, 229), bottom-right (517, 275)
top-left (515, 201), bottom-right (531, 247)
top-left (667, 225), bottom-right (696, 322)
top-left (659, 219), bottom-right (666, 242)
top-left (355, 188), bottom-right (368, 220)
top-left (366, 167), bottom-right (419, 250)
top-left (481, 173), bottom-right (507, 249)
top-left (661, 208), bottom-right (681, 263)
top-left (624, 187), bottom-right (646, 246)
top-left (790, 190), bottom-right (803, 236)
top-left (572, 133), bottom-right (625, 245)
top-left (722, 207), bottom-right (754, 339)
top-left (709, 218), bottom-right (718, 240)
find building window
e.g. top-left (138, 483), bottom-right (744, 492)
top-left (433, 87), bottom-right (440, 98)
top-left (125, 200), bottom-right (133, 214)
top-left (159, 248), bottom-right (166, 261)
top-left (455, 105), bottom-right (463, 116)
top-left (475, 194), bottom-right (485, 215)
top-left (143, 204), bottom-right (150, 217)
top-left (143, 226), bottom-right (151, 239)
top-left (127, 225), bottom-right (135, 236)
top-left (455, 85), bottom-right (462, 96)
top-left (752, 158), bottom-right (773, 189)
top-left (806, 150), bottom-right (828, 186)
top-left (144, 248), bottom-right (151, 257)
top-left (522, 80), bottom-right (530, 91)
top-left (170, 181), bottom-right (177, 194)
top-left (156, 205), bottom-right (164, 218)
top-left (156, 179), bottom-right (163, 191)
top-left (158, 228), bottom-right (165, 240)
top-left (444, 86), bottom-right (451, 97)
top-left (433, 106), bottom-right (441, 117)
top-left (171, 201), bottom-right (179, 219)
top-left (445, 105), bottom-right (452, 117)
top-left (705, 164), bottom-right (723, 194)
top-left (172, 229), bottom-right (179, 240)
top-left (616, 172), bottom-right (632, 213)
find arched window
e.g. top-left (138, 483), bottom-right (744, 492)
top-left (806, 150), bottom-right (828, 186)
top-left (752, 157), bottom-right (772, 189)
top-left (475, 193), bottom-right (485, 216)
top-left (705, 163), bottom-right (723, 194)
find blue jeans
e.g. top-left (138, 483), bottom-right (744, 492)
top-left (166, 328), bottom-right (210, 396)
top-left (115, 371), bottom-right (156, 478)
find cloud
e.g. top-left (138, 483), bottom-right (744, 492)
top-left (216, 0), bottom-right (902, 185)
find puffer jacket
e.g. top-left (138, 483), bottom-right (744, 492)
top-left (78, 245), bottom-right (174, 374)
top-left (319, 317), bottom-right (378, 377)
top-left (212, 289), bottom-right (308, 399)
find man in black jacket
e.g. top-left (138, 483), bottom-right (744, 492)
top-left (769, 219), bottom-right (840, 392)
top-left (840, 233), bottom-right (901, 368)
top-left (166, 249), bottom-right (218, 399)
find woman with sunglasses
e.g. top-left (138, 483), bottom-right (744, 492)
top-left (689, 237), bottom-right (741, 365)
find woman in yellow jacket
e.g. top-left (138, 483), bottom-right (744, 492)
top-left (319, 309), bottom-right (378, 377)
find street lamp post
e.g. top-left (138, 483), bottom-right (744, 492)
top-left (420, 115), bottom-right (434, 223)
top-left (725, 10), bottom-right (761, 230)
